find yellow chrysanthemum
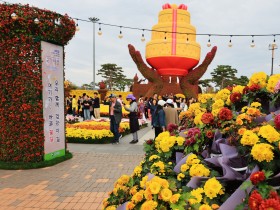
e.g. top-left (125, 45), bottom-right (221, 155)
top-left (267, 74), bottom-right (280, 93)
top-left (105, 206), bottom-right (117, 210)
top-left (140, 200), bottom-right (158, 210)
top-left (140, 176), bottom-right (148, 188)
top-left (159, 188), bottom-right (173, 202)
top-left (248, 72), bottom-right (268, 88)
top-left (250, 102), bottom-right (261, 108)
top-left (149, 155), bottom-right (160, 161)
top-left (133, 165), bottom-right (142, 176)
top-left (189, 164), bottom-right (210, 177)
top-left (186, 154), bottom-right (200, 165)
top-left (188, 187), bottom-right (204, 205)
top-left (131, 190), bottom-right (145, 203)
top-left (170, 194), bottom-right (180, 204)
top-left (215, 89), bottom-right (231, 101)
top-left (130, 186), bottom-right (138, 195)
top-left (148, 181), bottom-right (161, 195)
top-left (180, 164), bottom-right (190, 172)
top-left (258, 124), bottom-right (280, 143)
top-left (232, 85), bottom-right (245, 94)
top-left (251, 143), bottom-right (274, 162)
top-left (240, 130), bottom-right (259, 146)
top-left (199, 204), bottom-right (212, 210)
top-left (176, 136), bottom-right (185, 146)
top-left (177, 173), bottom-right (185, 181)
top-left (204, 177), bottom-right (223, 199)
top-left (194, 112), bottom-right (204, 125)
top-left (126, 201), bottom-right (135, 210)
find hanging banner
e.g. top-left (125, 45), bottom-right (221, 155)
top-left (41, 41), bottom-right (65, 161)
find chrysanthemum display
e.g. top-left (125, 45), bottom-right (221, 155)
top-left (104, 72), bottom-right (280, 210)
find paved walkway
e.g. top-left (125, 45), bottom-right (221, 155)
top-left (0, 124), bottom-right (155, 210)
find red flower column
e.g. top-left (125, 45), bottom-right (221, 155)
top-left (0, 3), bottom-right (75, 162)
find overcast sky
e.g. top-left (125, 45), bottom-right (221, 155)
top-left (5, 0), bottom-right (280, 86)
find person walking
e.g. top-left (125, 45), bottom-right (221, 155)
top-left (104, 94), bottom-right (122, 144)
top-left (123, 94), bottom-right (140, 144)
top-left (164, 99), bottom-right (179, 126)
top-left (152, 99), bottom-right (166, 139)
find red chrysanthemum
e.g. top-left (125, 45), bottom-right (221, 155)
top-left (249, 84), bottom-right (261, 92)
top-left (259, 198), bottom-right (280, 210)
top-left (230, 92), bottom-right (242, 103)
top-left (269, 191), bottom-right (280, 201)
top-left (187, 127), bottom-right (201, 138)
top-left (249, 190), bottom-right (263, 210)
top-left (201, 113), bottom-right (214, 124)
top-left (243, 86), bottom-right (250, 94)
top-left (206, 130), bottom-right (214, 139)
top-left (226, 86), bottom-right (233, 91)
top-left (167, 123), bottom-right (178, 133)
top-left (146, 139), bottom-right (154, 145)
top-left (218, 107), bottom-right (233, 121)
top-left (250, 171), bottom-right (266, 185)
top-left (274, 114), bottom-right (280, 130)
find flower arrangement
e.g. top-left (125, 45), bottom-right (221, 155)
top-left (65, 115), bottom-right (79, 124)
top-left (103, 72), bottom-right (280, 209)
top-left (0, 3), bottom-right (75, 162)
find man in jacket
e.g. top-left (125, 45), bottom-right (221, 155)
top-left (104, 94), bottom-right (123, 144)
top-left (164, 99), bottom-right (179, 126)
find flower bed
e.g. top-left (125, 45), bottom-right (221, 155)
top-left (103, 72), bottom-right (280, 210)
top-left (66, 119), bottom-right (147, 144)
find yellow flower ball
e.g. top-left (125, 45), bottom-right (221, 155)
top-left (203, 177), bottom-right (223, 199)
top-left (188, 187), bottom-right (204, 205)
top-left (177, 173), bottom-right (185, 181)
top-left (240, 130), bottom-right (259, 146)
top-left (170, 193), bottom-right (180, 204)
top-left (180, 164), bottom-right (190, 173)
top-left (159, 188), bottom-right (173, 202)
top-left (149, 181), bottom-right (161, 195)
top-left (258, 124), bottom-right (280, 143)
top-left (251, 143), bottom-right (274, 162)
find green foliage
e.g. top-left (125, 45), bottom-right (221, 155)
top-left (97, 63), bottom-right (132, 90)
top-left (0, 151), bottom-right (73, 170)
top-left (211, 65), bottom-right (238, 89)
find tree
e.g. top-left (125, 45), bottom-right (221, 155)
top-left (97, 63), bottom-right (126, 90)
top-left (199, 79), bottom-right (213, 88)
top-left (114, 78), bottom-right (133, 91)
top-left (210, 65), bottom-right (237, 89)
top-left (233, 75), bottom-right (249, 86)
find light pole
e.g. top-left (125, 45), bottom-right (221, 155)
top-left (269, 42), bottom-right (278, 76)
top-left (89, 17), bottom-right (99, 90)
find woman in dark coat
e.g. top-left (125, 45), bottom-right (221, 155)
top-left (152, 100), bottom-right (166, 139)
top-left (123, 94), bottom-right (140, 144)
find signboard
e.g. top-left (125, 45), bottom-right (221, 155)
top-left (41, 41), bottom-right (65, 161)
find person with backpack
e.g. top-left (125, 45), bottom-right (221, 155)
top-left (123, 94), bottom-right (140, 144)
top-left (152, 99), bottom-right (166, 139)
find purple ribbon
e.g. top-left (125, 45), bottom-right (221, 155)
top-left (211, 130), bottom-right (226, 154)
top-left (219, 166), bottom-right (259, 210)
top-left (173, 153), bottom-right (192, 173)
top-left (116, 202), bottom-right (128, 210)
top-left (176, 152), bottom-right (184, 164)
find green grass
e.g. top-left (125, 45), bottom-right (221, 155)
top-left (0, 151), bottom-right (73, 170)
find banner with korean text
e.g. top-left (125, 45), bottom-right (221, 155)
top-left (41, 41), bottom-right (65, 161)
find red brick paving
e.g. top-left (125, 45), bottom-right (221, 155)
top-left (0, 152), bottom-right (144, 210)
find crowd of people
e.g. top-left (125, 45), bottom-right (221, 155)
top-left (66, 92), bottom-right (197, 144)
top-left (66, 92), bottom-right (100, 120)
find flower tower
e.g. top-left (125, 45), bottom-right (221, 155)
top-left (146, 3), bottom-right (201, 76)
top-left (129, 3), bottom-right (217, 99)
top-left (0, 3), bottom-right (76, 162)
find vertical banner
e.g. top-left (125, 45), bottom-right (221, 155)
top-left (41, 41), bottom-right (65, 161)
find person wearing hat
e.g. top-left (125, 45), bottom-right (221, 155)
top-left (152, 99), bottom-right (166, 139)
top-left (164, 98), bottom-right (179, 126)
top-left (104, 94), bottom-right (123, 144)
top-left (123, 94), bottom-right (140, 144)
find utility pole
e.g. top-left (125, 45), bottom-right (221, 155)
top-left (88, 17), bottom-right (99, 90)
top-left (269, 43), bottom-right (278, 76)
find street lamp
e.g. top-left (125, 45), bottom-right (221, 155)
top-left (88, 17), bottom-right (100, 90)
top-left (269, 42), bottom-right (278, 76)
